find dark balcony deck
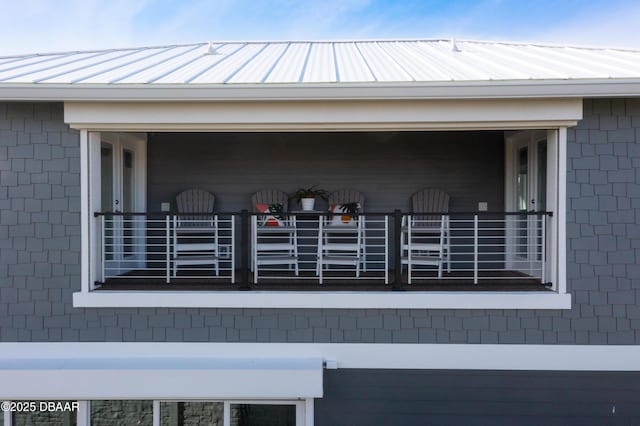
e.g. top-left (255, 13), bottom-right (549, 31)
top-left (97, 270), bottom-right (549, 292)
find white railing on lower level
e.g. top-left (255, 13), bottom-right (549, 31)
top-left (95, 211), bottom-right (551, 287)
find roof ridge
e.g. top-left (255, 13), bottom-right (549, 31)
top-left (3, 38), bottom-right (639, 59)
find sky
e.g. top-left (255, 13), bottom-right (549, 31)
top-left (1, 0), bottom-right (640, 56)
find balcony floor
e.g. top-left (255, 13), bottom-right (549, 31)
top-left (97, 270), bottom-right (550, 292)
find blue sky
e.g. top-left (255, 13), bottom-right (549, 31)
top-left (1, 0), bottom-right (640, 55)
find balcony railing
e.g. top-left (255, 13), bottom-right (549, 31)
top-left (94, 211), bottom-right (552, 289)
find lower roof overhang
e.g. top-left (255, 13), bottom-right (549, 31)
top-left (0, 350), bottom-right (323, 400)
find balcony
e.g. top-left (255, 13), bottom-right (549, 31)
top-left (75, 128), bottom-right (570, 308)
top-left (93, 210), bottom-right (552, 292)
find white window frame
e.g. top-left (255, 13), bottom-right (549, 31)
top-left (72, 99), bottom-right (578, 309)
top-left (81, 399), bottom-right (311, 426)
top-left (4, 399), bottom-right (311, 426)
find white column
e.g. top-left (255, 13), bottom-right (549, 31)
top-left (80, 130), bottom-right (90, 293)
top-left (304, 398), bottom-right (315, 426)
top-left (77, 401), bottom-right (90, 426)
top-left (556, 127), bottom-right (568, 294)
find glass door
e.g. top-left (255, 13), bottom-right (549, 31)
top-left (516, 143), bottom-right (529, 258)
top-left (506, 131), bottom-right (547, 278)
top-left (100, 134), bottom-right (145, 277)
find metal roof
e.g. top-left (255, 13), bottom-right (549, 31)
top-left (1, 39), bottom-right (640, 101)
top-left (2, 39), bottom-right (640, 85)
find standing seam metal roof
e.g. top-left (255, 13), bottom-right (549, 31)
top-left (1, 39), bottom-right (640, 85)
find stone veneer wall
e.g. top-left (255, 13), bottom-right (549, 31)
top-left (160, 402), bottom-right (224, 426)
top-left (0, 100), bottom-right (639, 344)
top-left (11, 401), bottom-right (77, 426)
top-left (89, 400), bottom-right (153, 426)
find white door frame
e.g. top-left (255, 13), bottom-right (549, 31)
top-left (91, 131), bottom-right (147, 282)
top-left (505, 130), bottom-right (549, 280)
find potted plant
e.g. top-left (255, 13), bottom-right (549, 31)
top-left (291, 186), bottom-right (328, 211)
top-left (336, 201), bottom-right (360, 223)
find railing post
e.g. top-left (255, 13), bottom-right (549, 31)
top-left (393, 209), bottom-right (403, 290)
top-left (239, 209), bottom-right (250, 290)
top-left (473, 214), bottom-right (479, 285)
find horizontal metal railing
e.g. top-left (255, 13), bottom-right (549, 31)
top-left (403, 212), bottom-right (549, 284)
top-left (94, 210), bottom-right (552, 288)
top-left (96, 212), bottom-right (235, 284)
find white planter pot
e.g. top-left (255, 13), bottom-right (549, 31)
top-left (301, 198), bottom-right (316, 211)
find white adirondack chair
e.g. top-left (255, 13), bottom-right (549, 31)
top-left (251, 189), bottom-right (298, 283)
top-left (172, 189), bottom-right (219, 277)
top-left (317, 189), bottom-right (366, 282)
top-left (402, 188), bottom-right (450, 283)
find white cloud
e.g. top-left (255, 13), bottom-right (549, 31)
top-left (1, 0), bottom-right (638, 56)
top-left (280, 0), bottom-right (374, 39)
top-left (0, 0), bottom-right (150, 55)
top-left (533, 5), bottom-right (640, 49)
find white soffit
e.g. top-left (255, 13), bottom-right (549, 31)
top-left (2, 39), bottom-right (640, 100)
top-left (0, 355), bottom-right (323, 400)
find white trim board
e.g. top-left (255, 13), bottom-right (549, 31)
top-left (0, 343), bottom-right (639, 372)
top-left (3, 80), bottom-right (640, 101)
top-left (64, 99), bottom-right (582, 131)
top-left (74, 103), bottom-right (572, 308)
top-left (73, 291), bottom-right (572, 309)
top-left (0, 356), bottom-right (323, 400)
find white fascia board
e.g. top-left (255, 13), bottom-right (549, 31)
top-left (65, 121), bottom-right (580, 132)
top-left (64, 98), bottom-right (582, 131)
top-left (3, 79), bottom-right (640, 101)
top-left (73, 291), bottom-right (572, 309)
top-left (1, 343), bottom-right (639, 372)
top-left (0, 356), bottom-right (323, 400)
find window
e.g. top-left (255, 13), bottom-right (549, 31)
top-left (88, 400), bottom-right (306, 426)
top-left (90, 400), bottom-right (152, 426)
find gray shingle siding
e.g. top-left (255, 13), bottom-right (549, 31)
top-left (0, 99), bottom-right (639, 343)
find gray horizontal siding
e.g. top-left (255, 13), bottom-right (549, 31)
top-left (0, 99), bottom-right (639, 344)
top-left (316, 369), bottom-right (640, 425)
top-left (147, 131), bottom-right (504, 213)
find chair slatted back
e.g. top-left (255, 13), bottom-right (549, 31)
top-left (411, 188), bottom-right (449, 227)
top-left (251, 189), bottom-right (289, 212)
top-left (176, 189), bottom-right (215, 225)
top-left (328, 189), bottom-right (365, 210)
